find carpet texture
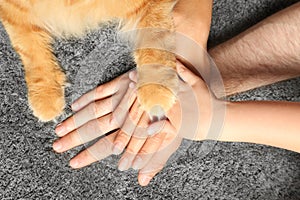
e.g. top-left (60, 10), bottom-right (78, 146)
top-left (1, 0), bottom-right (300, 199)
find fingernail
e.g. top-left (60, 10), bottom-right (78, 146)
top-left (70, 159), bottom-right (79, 168)
top-left (129, 82), bottom-right (135, 89)
top-left (71, 102), bottom-right (80, 111)
top-left (118, 158), bottom-right (129, 171)
top-left (140, 176), bottom-right (151, 186)
top-left (132, 156), bottom-right (143, 170)
top-left (112, 142), bottom-right (123, 155)
top-left (53, 141), bottom-right (62, 151)
top-left (55, 124), bottom-right (65, 136)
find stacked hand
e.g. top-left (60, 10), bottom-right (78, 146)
top-left (53, 63), bottom-right (215, 185)
top-left (53, 0), bottom-right (213, 186)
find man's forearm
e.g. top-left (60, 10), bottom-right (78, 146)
top-left (209, 2), bottom-right (300, 96)
top-left (219, 101), bottom-right (300, 153)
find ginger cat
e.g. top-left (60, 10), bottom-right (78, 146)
top-left (0, 0), bottom-right (179, 121)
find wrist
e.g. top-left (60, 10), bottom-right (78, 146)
top-left (192, 95), bottom-right (228, 141)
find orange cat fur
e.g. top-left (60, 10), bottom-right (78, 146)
top-left (0, 0), bottom-right (178, 121)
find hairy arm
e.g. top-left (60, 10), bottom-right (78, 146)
top-left (209, 2), bottom-right (300, 96)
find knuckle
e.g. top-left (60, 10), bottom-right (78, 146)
top-left (88, 139), bottom-right (113, 160)
top-left (118, 131), bottom-right (131, 140)
top-left (194, 81), bottom-right (203, 90)
top-left (94, 105), bottom-right (103, 117)
top-left (95, 85), bottom-right (103, 94)
top-left (129, 107), bottom-right (141, 122)
top-left (109, 113), bottom-right (121, 128)
top-left (86, 103), bottom-right (97, 117)
top-left (87, 120), bottom-right (99, 133)
top-left (150, 134), bottom-right (165, 144)
top-left (95, 99), bottom-right (112, 115)
top-left (86, 90), bottom-right (96, 103)
top-left (77, 120), bottom-right (101, 141)
top-left (138, 148), bottom-right (151, 156)
top-left (133, 128), bottom-right (148, 139)
top-left (68, 116), bottom-right (76, 130)
top-left (100, 138), bottom-right (114, 154)
top-left (121, 123), bottom-right (135, 137)
top-left (125, 145), bottom-right (139, 155)
top-left (82, 149), bottom-right (92, 158)
top-left (70, 130), bottom-right (81, 145)
top-left (82, 149), bottom-right (97, 162)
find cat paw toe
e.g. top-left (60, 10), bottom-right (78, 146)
top-left (138, 84), bottom-right (176, 120)
top-left (28, 86), bottom-right (65, 122)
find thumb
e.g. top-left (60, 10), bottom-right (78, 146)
top-left (176, 62), bottom-right (200, 86)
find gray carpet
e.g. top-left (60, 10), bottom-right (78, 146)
top-left (1, 0), bottom-right (300, 199)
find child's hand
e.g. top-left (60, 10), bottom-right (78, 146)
top-left (112, 61), bottom-right (222, 186)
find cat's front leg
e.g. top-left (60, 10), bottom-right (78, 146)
top-left (134, 48), bottom-right (178, 120)
top-left (132, 4), bottom-right (178, 120)
top-left (2, 22), bottom-right (66, 121)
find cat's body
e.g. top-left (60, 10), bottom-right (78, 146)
top-left (0, 0), bottom-right (179, 121)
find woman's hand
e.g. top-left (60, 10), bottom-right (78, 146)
top-left (53, 62), bottom-right (217, 186)
top-left (52, 72), bottom-right (135, 166)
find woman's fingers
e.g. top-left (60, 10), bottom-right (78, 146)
top-left (131, 131), bottom-right (167, 170)
top-left (53, 114), bottom-right (119, 153)
top-left (111, 83), bottom-right (137, 129)
top-left (55, 79), bottom-right (135, 138)
top-left (118, 113), bottom-right (150, 171)
top-left (112, 100), bottom-right (144, 155)
top-left (69, 131), bottom-right (118, 169)
top-left (71, 73), bottom-right (130, 112)
top-left (131, 120), bottom-right (177, 170)
top-left (55, 97), bottom-right (115, 137)
top-left (110, 84), bottom-right (139, 155)
top-left (137, 136), bottom-right (183, 186)
top-left (118, 136), bottom-right (146, 171)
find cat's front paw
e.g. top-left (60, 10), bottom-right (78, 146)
top-left (137, 84), bottom-right (176, 121)
top-left (28, 85), bottom-right (65, 122)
